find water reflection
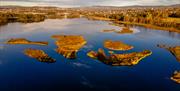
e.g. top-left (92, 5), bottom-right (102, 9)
top-left (0, 18), bottom-right (180, 91)
top-left (72, 62), bottom-right (91, 69)
top-left (81, 76), bottom-right (94, 88)
top-left (0, 45), bottom-right (4, 50)
top-left (135, 26), bottom-right (180, 39)
top-left (0, 19), bottom-right (73, 40)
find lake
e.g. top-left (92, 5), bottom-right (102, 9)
top-left (0, 18), bottom-right (180, 91)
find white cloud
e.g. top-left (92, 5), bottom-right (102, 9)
top-left (0, 1), bottom-right (76, 7)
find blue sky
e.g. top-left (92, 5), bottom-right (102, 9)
top-left (0, 0), bottom-right (180, 7)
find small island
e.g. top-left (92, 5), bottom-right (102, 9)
top-left (158, 45), bottom-right (180, 62)
top-left (102, 29), bottom-right (115, 32)
top-left (52, 35), bottom-right (87, 59)
top-left (168, 46), bottom-right (180, 62)
top-left (102, 27), bottom-right (134, 34)
top-left (116, 27), bottom-right (134, 34)
top-left (171, 71), bottom-right (180, 84)
top-left (104, 40), bottom-right (133, 51)
top-left (87, 48), bottom-right (152, 66)
top-left (6, 38), bottom-right (48, 45)
top-left (24, 48), bottom-right (55, 63)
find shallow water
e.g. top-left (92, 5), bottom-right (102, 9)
top-left (0, 18), bottom-right (180, 91)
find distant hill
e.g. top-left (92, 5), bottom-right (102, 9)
top-left (0, 4), bottom-right (179, 9)
top-left (170, 4), bottom-right (180, 7)
top-left (0, 5), bottom-right (62, 9)
top-left (77, 4), bottom-right (180, 10)
top-left (91, 4), bottom-right (180, 8)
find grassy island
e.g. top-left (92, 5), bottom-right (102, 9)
top-left (52, 35), bottom-right (87, 59)
top-left (24, 49), bottom-right (55, 63)
top-left (6, 38), bottom-right (48, 45)
top-left (87, 48), bottom-right (152, 66)
top-left (171, 71), bottom-right (180, 84)
top-left (158, 45), bottom-right (180, 62)
top-left (104, 40), bottom-right (133, 51)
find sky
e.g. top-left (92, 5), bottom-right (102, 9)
top-left (0, 0), bottom-right (180, 7)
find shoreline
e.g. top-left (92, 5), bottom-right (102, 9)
top-left (83, 16), bottom-right (180, 33)
top-left (113, 21), bottom-right (180, 33)
top-left (0, 16), bottom-right (179, 34)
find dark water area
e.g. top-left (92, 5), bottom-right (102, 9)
top-left (0, 18), bottom-right (180, 91)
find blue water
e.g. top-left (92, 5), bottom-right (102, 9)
top-left (0, 18), bottom-right (180, 91)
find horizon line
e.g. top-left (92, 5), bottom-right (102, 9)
top-left (0, 4), bottom-right (180, 8)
